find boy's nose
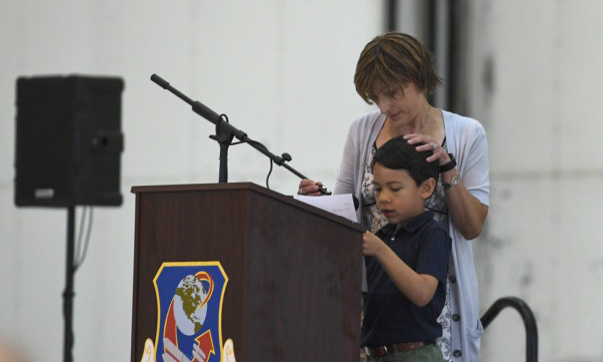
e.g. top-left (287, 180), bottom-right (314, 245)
top-left (378, 192), bottom-right (390, 204)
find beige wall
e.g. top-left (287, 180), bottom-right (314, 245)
top-left (0, 1), bottom-right (381, 360)
top-left (468, 1), bottom-right (603, 361)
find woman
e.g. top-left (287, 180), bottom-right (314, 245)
top-left (299, 32), bottom-right (489, 362)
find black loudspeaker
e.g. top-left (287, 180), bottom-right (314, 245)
top-left (15, 75), bottom-right (125, 207)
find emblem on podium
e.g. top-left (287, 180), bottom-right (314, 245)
top-left (139, 261), bottom-right (234, 362)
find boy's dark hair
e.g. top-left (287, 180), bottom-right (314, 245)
top-left (372, 136), bottom-right (440, 186)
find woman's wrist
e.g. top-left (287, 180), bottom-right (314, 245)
top-left (439, 153), bottom-right (456, 172)
top-left (441, 165), bottom-right (460, 190)
top-left (442, 173), bottom-right (460, 190)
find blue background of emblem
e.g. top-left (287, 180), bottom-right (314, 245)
top-left (155, 264), bottom-right (227, 362)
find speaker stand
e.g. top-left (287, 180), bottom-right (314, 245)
top-left (63, 205), bottom-right (76, 362)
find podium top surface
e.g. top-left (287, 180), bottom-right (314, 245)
top-left (131, 182), bottom-right (365, 232)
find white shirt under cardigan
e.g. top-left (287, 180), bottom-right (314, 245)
top-left (334, 109), bottom-right (490, 362)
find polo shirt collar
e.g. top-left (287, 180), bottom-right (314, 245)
top-left (382, 210), bottom-right (435, 236)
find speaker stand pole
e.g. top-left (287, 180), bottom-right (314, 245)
top-left (63, 205), bottom-right (76, 362)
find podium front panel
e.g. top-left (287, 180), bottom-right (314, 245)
top-left (131, 183), bottom-right (363, 361)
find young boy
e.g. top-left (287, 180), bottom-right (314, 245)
top-left (361, 136), bottom-right (451, 362)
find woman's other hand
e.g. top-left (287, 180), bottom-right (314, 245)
top-left (298, 179), bottom-right (324, 197)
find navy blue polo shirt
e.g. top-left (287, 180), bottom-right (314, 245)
top-left (361, 211), bottom-right (451, 347)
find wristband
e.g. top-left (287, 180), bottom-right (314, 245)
top-left (439, 154), bottom-right (457, 172)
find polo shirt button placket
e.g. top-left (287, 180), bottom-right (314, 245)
top-left (449, 274), bottom-right (456, 283)
top-left (453, 350), bottom-right (462, 358)
top-left (452, 314), bottom-right (460, 322)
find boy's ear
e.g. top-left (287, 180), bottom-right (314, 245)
top-left (419, 178), bottom-right (436, 199)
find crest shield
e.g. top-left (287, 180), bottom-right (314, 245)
top-left (152, 262), bottom-right (228, 362)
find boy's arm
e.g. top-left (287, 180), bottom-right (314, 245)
top-left (363, 231), bottom-right (438, 307)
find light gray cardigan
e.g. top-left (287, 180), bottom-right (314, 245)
top-left (334, 109), bottom-right (490, 362)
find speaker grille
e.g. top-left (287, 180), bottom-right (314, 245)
top-left (15, 75), bottom-right (124, 207)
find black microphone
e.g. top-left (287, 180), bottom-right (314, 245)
top-left (318, 184), bottom-right (332, 195)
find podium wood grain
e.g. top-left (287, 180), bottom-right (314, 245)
top-left (131, 183), bottom-right (364, 361)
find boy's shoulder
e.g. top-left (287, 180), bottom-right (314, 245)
top-left (404, 211), bottom-right (448, 236)
top-left (423, 215), bottom-right (449, 234)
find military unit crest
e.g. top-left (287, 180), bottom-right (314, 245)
top-left (139, 262), bottom-right (235, 362)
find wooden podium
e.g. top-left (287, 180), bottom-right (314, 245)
top-left (130, 183), bottom-right (364, 361)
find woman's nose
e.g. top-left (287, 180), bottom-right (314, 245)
top-left (377, 99), bottom-right (390, 114)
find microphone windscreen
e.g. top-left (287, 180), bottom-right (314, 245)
top-left (150, 74), bottom-right (169, 89)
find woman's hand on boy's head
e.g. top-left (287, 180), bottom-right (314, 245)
top-left (403, 133), bottom-right (451, 165)
top-left (362, 231), bottom-right (386, 257)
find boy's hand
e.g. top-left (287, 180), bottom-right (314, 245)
top-left (362, 231), bottom-right (385, 257)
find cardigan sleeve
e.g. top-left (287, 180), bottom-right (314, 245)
top-left (334, 119), bottom-right (359, 196)
top-left (457, 120), bottom-right (490, 207)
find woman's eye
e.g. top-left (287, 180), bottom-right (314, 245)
top-left (385, 89), bottom-right (400, 98)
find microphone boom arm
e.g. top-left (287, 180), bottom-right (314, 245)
top-left (150, 73), bottom-right (331, 194)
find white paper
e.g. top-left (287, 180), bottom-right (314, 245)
top-left (294, 193), bottom-right (357, 223)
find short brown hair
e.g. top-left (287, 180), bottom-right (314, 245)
top-left (354, 32), bottom-right (442, 104)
